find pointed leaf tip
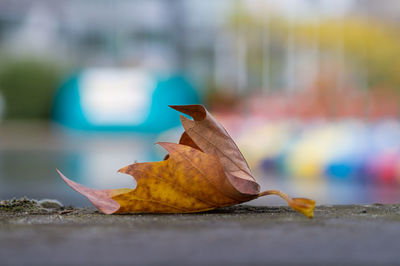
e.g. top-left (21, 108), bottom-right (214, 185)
top-left (118, 166), bottom-right (128, 173)
top-left (156, 142), bottom-right (186, 155)
top-left (169, 105), bottom-right (206, 121)
top-left (56, 169), bottom-right (121, 214)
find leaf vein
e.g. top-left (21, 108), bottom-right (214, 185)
top-left (133, 168), bottom-right (218, 208)
top-left (187, 128), bottom-right (253, 179)
top-left (173, 149), bottom-right (240, 202)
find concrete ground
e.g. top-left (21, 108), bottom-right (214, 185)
top-left (1, 201), bottom-right (400, 265)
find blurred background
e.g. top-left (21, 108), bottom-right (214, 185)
top-left (1, 0), bottom-right (400, 206)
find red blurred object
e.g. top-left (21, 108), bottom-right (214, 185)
top-left (367, 152), bottom-right (400, 185)
top-left (242, 83), bottom-right (399, 121)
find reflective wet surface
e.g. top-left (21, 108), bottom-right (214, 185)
top-left (0, 122), bottom-right (161, 206)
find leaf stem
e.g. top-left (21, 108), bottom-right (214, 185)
top-left (258, 190), bottom-right (315, 218)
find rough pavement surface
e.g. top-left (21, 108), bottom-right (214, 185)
top-left (1, 201), bottom-right (400, 266)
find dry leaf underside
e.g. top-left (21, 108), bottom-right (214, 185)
top-left (58, 105), bottom-right (315, 218)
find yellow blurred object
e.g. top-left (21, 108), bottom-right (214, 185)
top-left (286, 124), bottom-right (345, 179)
top-left (294, 18), bottom-right (400, 90)
top-left (237, 122), bottom-right (293, 169)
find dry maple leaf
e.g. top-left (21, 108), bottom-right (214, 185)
top-left (58, 105), bottom-right (315, 218)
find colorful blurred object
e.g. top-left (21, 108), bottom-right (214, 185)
top-left (52, 68), bottom-right (199, 132)
top-left (235, 117), bottom-right (400, 185)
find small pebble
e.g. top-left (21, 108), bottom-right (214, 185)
top-left (38, 199), bottom-right (63, 210)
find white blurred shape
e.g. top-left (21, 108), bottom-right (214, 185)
top-left (80, 68), bottom-right (155, 126)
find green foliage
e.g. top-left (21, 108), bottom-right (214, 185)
top-left (0, 58), bottom-right (64, 119)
